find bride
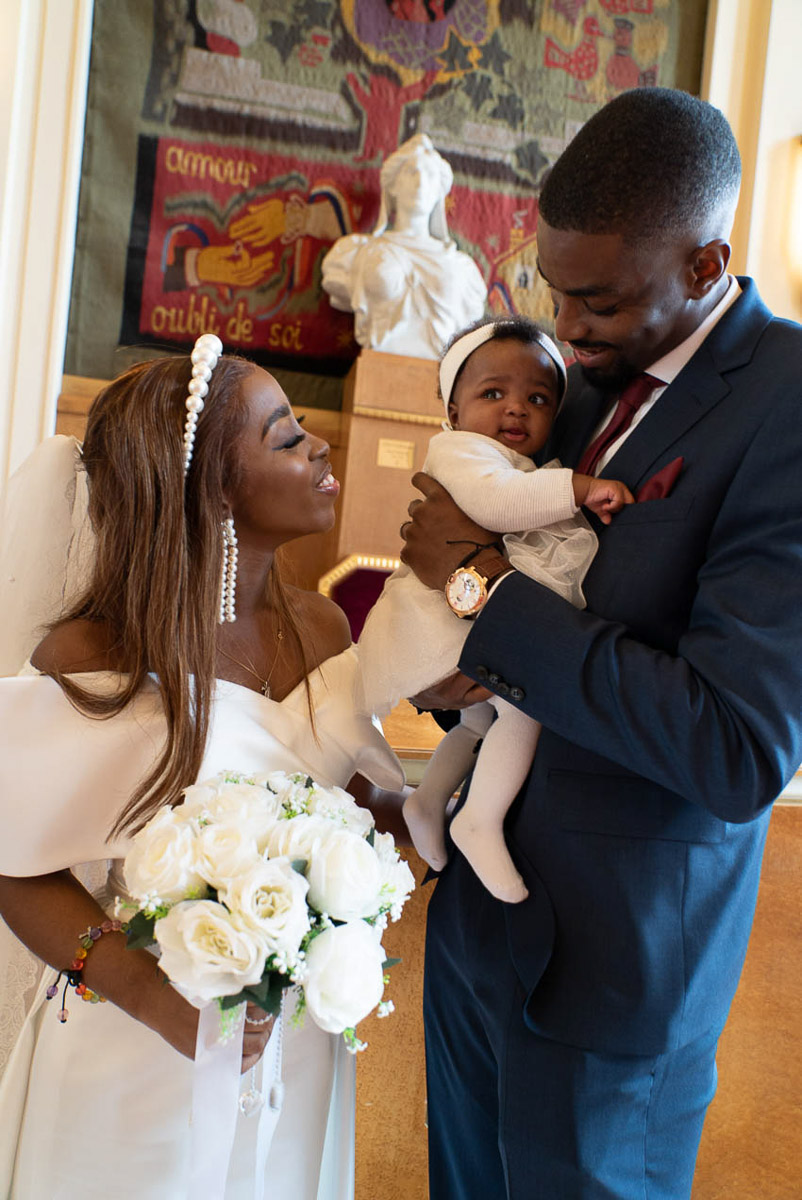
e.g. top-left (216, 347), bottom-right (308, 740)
top-left (0, 336), bottom-right (406, 1198)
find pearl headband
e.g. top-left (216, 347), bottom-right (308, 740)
top-left (183, 332), bottom-right (224, 474)
top-left (438, 321), bottom-right (567, 421)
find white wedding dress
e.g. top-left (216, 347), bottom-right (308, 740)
top-left (0, 648), bottom-right (403, 1199)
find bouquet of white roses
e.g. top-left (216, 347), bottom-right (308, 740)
top-left (121, 770), bottom-right (415, 1050)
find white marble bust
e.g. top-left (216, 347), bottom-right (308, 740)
top-left (321, 134), bottom-right (487, 360)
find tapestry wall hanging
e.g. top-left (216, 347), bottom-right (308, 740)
top-left (65, 0), bottom-right (710, 387)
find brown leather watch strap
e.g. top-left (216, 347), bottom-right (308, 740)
top-left (474, 554), bottom-right (513, 586)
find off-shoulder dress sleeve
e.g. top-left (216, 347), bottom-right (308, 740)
top-left (0, 674), bottom-right (163, 876)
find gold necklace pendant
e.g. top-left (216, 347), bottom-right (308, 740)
top-left (219, 628), bottom-right (283, 698)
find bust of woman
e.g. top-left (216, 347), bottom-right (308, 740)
top-left (321, 134), bottom-right (487, 360)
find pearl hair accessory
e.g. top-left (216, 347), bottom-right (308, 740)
top-left (220, 517), bottom-right (238, 623)
top-left (183, 332), bottom-right (224, 475)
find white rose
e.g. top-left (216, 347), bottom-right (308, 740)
top-left (182, 779), bottom-right (282, 853)
top-left (306, 784), bottom-right (374, 838)
top-left (179, 774), bottom-right (245, 817)
top-left (179, 781), bottom-right (219, 814)
top-left (154, 899), bottom-right (266, 1001)
top-left (218, 857), bottom-right (310, 956)
top-left (265, 814), bottom-right (337, 863)
top-left (303, 921), bottom-right (386, 1034)
top-left (193, 821), bottom-right (261, 890)
top-left (124, 807), bottom-right (208, 906)
top-left (373, 832), bottom-right (416, 917)
top-left (260, 771), bottom-right (317, 816)
top-left (306, 829), bottom-right (383, 921)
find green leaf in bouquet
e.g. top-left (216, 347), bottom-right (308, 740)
top-left (343, 1027), bottom-right (368, 1054)
top-left (304, 776), bottom-right (314, 788)
top-left (382, 957), bottom-right (401, 970)
top-left (366, 828), bottom-right (375, 847)
top-left (125, 910), bottom-right (158, 950)
top-left (219, 993), bottom-right (245, 1011)
top-left (290, 858), bottom-right (308, 875)
top-left (217, 964), bottom-right (292, 1012)
top-left (290, 989), bottom-right (306, 1028)
top-left (234, 972), bottom-right (290, 1016)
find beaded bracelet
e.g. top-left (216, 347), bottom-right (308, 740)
top-left (46, 918), bottom-right (129, 1023)
top-left (245, 1009), bottom-right (274, 1027)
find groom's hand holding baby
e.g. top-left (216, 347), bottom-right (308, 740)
top-left (401, 471), bottom-right (497, 591)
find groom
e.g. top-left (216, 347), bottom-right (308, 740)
top-left (401, 88), bottom-right (802, 1198)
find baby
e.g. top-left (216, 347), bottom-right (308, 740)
top-left (358, 316), bottom-right (633, 902)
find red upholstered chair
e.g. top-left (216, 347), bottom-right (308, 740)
top-left (318, 554), bottom-right (399, 641)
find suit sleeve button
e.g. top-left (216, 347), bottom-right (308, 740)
top-left (488, 673), bottom-right (500, 687)
top-left (510, 686), bottom-right (525, 701)
top-left (497, 682), bottom-right (510, 696)
top-left (476, 665), bottom-right (489, 681)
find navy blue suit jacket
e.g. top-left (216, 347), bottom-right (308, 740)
top-left (457, 279), bottom-right (802, 1056)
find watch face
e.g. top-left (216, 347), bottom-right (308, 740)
top-left (446, 569), bottom-right (484, 614)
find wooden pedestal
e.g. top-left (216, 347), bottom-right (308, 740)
top-left (333, 348), bottom-right (441, 561)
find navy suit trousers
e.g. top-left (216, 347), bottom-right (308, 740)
top-left (425, 852), bottom-right (719, 1200)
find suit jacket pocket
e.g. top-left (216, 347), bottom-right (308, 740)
top-left (547, 769), bottom-right (727, 843)
top-left (608, 491), bottom-right (695, 525)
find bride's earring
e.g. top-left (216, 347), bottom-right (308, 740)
top-left (219, 517), bottom-right (238, 623)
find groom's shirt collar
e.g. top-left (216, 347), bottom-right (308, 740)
top-left (647, 275), bottom-right (742, 387)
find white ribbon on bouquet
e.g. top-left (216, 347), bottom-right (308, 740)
top-left (189, 999), bottom-right (285, 1200)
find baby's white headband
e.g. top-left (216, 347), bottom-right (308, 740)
top-left (183, 332), bottom-right (224, 474)
top-left (438, 321), bottom-right (567, 418)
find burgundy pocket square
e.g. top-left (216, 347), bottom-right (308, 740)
top-left (636, 457), bottom-right (684, 502)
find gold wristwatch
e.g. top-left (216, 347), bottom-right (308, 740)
top-left (444, 555), bottom-right (511, 619)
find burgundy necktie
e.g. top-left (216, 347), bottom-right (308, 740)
top-left (576, 373), bottom-right (660, 476)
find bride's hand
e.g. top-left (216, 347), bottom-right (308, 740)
top-left (148, 987), bottom-right (273, 1071)
top-left (242, 1004), bottom-right (274, 1073)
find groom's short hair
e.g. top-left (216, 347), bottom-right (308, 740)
top-left (538, 87), bottom-right (742, 245)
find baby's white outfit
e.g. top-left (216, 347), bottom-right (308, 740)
top-left (358, 430), bottom-right (597, 715)
top-left (358, 429), bottom-right (598, 902)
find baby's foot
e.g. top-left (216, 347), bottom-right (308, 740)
top-left (450, 810), bottom-right (529, 904)
top-left (403, 792), bottom-right (448, 870)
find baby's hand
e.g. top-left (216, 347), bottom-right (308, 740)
top-left (573, 474), bottom-right (635, 525)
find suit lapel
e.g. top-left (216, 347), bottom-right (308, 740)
top-left (600, 350), bottom-right (729, 487)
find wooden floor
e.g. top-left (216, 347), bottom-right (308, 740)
top-left (692, 804), bottom-right (802, 1199)
top-left (355, 781), bottom-right (802, 1200)
top-left (354, 703), bottom-right (439, 1200)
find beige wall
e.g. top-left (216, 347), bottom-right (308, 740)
top-left (743, 0), bottom-right (802, 322)
top-left (703, 0), bottom-right (802, 322)
top-left (0, 0), bottom-right (93, 491)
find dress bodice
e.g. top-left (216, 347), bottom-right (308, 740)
top-left (0, 646), bottom-right (402, 877)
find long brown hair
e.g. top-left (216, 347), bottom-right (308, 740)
top-left (48, 353), bottom-right (311, 834)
